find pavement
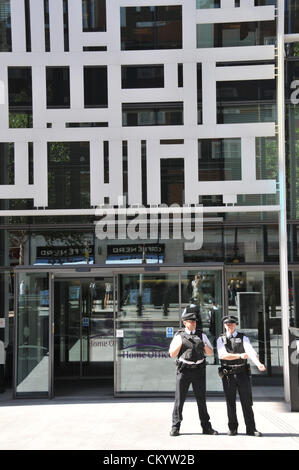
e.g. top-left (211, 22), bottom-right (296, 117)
top-left (0, 386), bottom-right (299, 455)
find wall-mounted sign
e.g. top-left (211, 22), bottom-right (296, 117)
top-left (35, 245), bottom-right (95, 265)
top-left (106, 243), bottom-right (165, 264)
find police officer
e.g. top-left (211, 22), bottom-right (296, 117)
top-left (169, 308), bottom-right (218, 436)
top-left (217, 315), bottom-right (266, 436)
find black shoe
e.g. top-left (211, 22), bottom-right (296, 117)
top-left (202, 428), bottom-right (218, 435)
top-left (170, 427), bottom-right (180, 436)
top-left (227, 430), bottom-right (238, 436)
top-left (246, 430), bottom-right (262, 437)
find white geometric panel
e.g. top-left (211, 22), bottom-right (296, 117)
top-left (0, 0), bottom-right (277, 212)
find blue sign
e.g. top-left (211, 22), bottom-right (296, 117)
top-left (166, 327), bottom-right (174, 338)
top-left (82, 317), bottom-right (89, 327)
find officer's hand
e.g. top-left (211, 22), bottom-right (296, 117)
top-left (240, 353), bottom-right (248, 359)
top-left (258, 364), bottom-right (266, 372)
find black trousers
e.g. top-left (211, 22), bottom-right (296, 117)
top-left (222, 371), bottom-right (256, 433)
top-left (172, 364), bottom-right (212, 431)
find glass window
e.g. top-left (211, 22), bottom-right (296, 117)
top-left (8, 67), bottom-right (33, 128)
top-left (16, 272), bottom-right (50, 395)
top-left (122, 102), bottom-right (183, 126)
top-left (224, 226), bottom-right (264, 263)
top-left (286, 105), bottom-right (299, 219)
top-left (84, 66), bottom-right (108, 108)
top-left (198, 138), bottom-right (241, 181)
top-left (291, 270), bottom-right (299, 328)
top-left (46, 67), bottom-right (70, 109)
top-left (256, 136), bottom-right (278, 181)
top-left (161, 158), bottom-right (184, 205)
top-left (181, 269), bottom-right (223, 391)
top-left (115, 273), bottom-right (180, 394)
top-left (82, 0), bottom-right (106, 32)
top-left (0, 271), bottom-right (14, 388)
top-left (30, 231), bottom-right (94, 265)
top-left (184, 227), bottom-right (223, 263)
top-left (286, 0), bottom-right (299, 34)
top-left (227, 270), bottom-right (283, 379)
top-left (196, 0), bottom-right (220, 7)
top-left (263, 225), bottom-right (279, 262)
top-left (121, 65), bottom-right (164, 89)
top-left (217, 79), bottom-right (276, 124)
top-left (0, 143), bottom-right (14, 185)
top-left (121, 6), bottom-right (182, 50)
top-left (0, 0), bottom-right (11, 51)
top-left (48, 142), bottom-right (90, 209)
top-left (197, 21), bottom-right (276, 48)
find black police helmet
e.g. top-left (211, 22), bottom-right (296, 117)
top-left (222, 315), bottom-right (238, 325)
top-left (182, 307), bottom-right (197, 321)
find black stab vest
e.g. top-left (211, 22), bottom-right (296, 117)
top-left (220, 332), bottom-right (247, 367)
top-left (177, 328), bottom-right (205, 363)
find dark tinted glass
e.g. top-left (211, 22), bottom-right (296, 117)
top-left (122, 102), bottom-right (183, 126)
top-left (197, 21), bottom-right (276, 48)
top-left (161, 158), bottom-right (184, 205)
top-left (84, 66), bottom-right (108, 107)
top-left (121, 6), bottom-right (182, 50)
top-left (122, 65), bottom-right (164, 88)
top-left (8, 67), bottom-right (33, 128)
top-left (48, 142), bottom-right (90, 209)
top-left (46, 67), bottom-right (70, 108)
top-left (82, 0), bottom-right (106, 32)
top-left (0, 143), bottom-right (14, 185)
top-left (0, 0), bottom-right (12, 51)
top-left (198, 139), bottom-right (241, 181)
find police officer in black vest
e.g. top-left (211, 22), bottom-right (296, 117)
top-left (169, 308), bottom-right (218, 437)
top-left (217, 315), bottom-right (266, 437)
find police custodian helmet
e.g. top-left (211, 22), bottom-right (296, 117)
top-left (222, 315), bottom-right (239, 324)
top-left (182, 307), bottom-right (197, 321)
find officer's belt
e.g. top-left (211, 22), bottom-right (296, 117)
top-left (221, 363), bottom-right (247, 374)
top-left (179, 360), bottom-right (205, 369)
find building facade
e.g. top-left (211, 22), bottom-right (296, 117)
top-left (0, 0), bottom-right (298, 399)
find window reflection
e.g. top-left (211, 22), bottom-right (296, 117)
top-left (121, 6), bottom-right (182, 50)
top-left (121, 65), bottom-right (164, 89)
top-left (0, 0), bottom-right (12, 52)
top-left (82, 0), bottom-right (106, 32)
top-left (8, 67), bottom-right (32, 128)
top-left (47, 142), bottom-right (90, 209)
top-left (122, 102), bottom-right (183, 126)
top-left (198, 138), bottom-right (241, 181)
top-left (197, 21), bottom-right (276, 48)
top-left (46, 67), bottom-right (70, 109)
top-left (227, 271), bottom-right (283, 378)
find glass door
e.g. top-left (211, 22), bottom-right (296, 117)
top-left (54, 279), bottom-right (81, 378)
top-left (114, 268), bottom-right (223, 396)
top-left (15, 271), bottom-right (51, 397)
top-left (53, 277), bottom-right (114, 382)
top-left (181, 269), bottom-right (223, 392)
top-left (81, 278), bottom-right (114, 378)
top-left (115, 272), bottom-right (180, 395)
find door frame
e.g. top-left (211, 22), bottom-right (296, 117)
top-left (13, 263), bottom-right (225, 398)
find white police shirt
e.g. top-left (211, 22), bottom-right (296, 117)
top-left (169, 327), bottom-right (213, 364)
top-left (216, 330), bottom-right (261, 367)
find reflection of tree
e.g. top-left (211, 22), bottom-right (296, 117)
top-left (9, 112), bottom-right (32, 128)
top-left (9, 231), bottom-right (28, 265)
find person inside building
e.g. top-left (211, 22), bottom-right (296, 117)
top-left (182, 299), bottom-right (203, 329)
top-left (168, 308), bottom-right (218, 437)
top-left (217, 315), bottom-right (266, 437)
